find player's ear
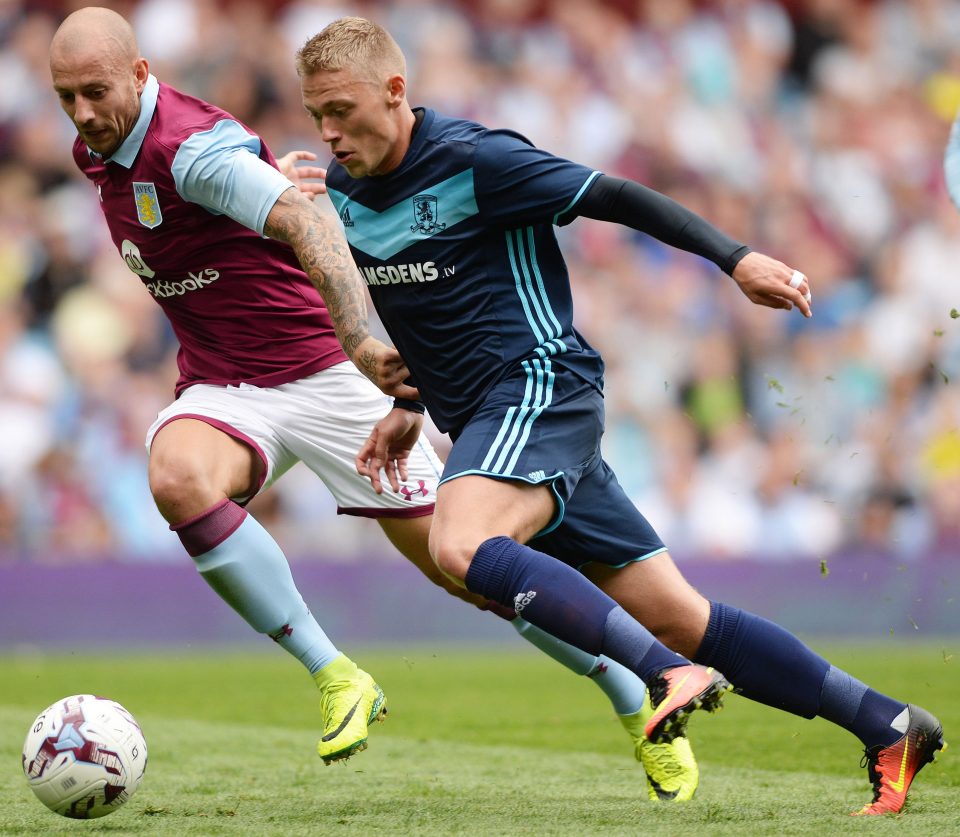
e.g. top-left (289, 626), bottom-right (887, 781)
top-left (385, 74), bottom-right (406, 107)
top-left (133, 57), bottom-right (149, 92)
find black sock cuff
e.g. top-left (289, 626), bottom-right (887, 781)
top-left (464, 536), bottom-right (518, 603)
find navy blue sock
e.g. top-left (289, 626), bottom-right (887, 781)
top-left (695, 602), bottom-right (906, 747)
top-left (693, 601), bottom-right (829, 718)
top-left (819, 666), bottom-right (907, 748)
top-left (465, 536), bottom-right (686, 682)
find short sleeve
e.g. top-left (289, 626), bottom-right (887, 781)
top-left (472, 129), bottom-right (601, 227)
top-left (171, 119), bottom-right (293, 234)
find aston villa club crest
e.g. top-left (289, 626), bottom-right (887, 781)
top-left (410, 193), bottom-right (446, 234)
top-left (133, 182), bottom-right (162, 229)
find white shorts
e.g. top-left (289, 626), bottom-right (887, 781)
top-left (145, 362), bottom-right (442, 517)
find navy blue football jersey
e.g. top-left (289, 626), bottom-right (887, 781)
top-left (326, 108), bottom-right (604, 435)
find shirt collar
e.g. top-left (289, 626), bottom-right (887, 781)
top-left (91, 74), bottom-right (160, 168)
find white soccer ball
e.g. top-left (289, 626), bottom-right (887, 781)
top-left (21, 694), bottom-right (147, 819)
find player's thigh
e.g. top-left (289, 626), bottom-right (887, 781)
top-left (431, 475), bottom-right (556, 578)
top-left (145, 384), bottom-right (294, 513)
top-left (276, 363), bottom-right (442, 515)
top-left (431, 365), bottom-right (603, 574)
top-left (150, 417), bottom-right (260, 488)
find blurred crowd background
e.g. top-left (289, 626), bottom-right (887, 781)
top-left (2, 0), bottom-right (960, 566)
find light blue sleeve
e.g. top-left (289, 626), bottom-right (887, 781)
top-left (171, 119), bottom-right (293, 234)
top-left (945, 111), bottom-right (960, 211)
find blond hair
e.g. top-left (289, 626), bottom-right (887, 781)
top-left (296, 17), bottom-right (405, 81)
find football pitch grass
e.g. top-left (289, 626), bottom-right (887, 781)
top-left (1, 642), bottom-right (957, 836)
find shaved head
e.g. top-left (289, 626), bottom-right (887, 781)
top-left (49, 7), bottom-right (148, 157)
top-left (50, 6), bottom-right (138, 67)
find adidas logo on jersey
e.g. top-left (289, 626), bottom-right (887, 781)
top-left (340, 206), bottom-right (354, 227)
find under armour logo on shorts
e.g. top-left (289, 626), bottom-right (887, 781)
top-left (400, 480), bottom-right (429, 501)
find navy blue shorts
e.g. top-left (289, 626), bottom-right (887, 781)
top-left (442, 359), bottom-right (666, 569)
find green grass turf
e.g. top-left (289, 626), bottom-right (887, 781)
top-left (1, 642), bottom-right (958, 835)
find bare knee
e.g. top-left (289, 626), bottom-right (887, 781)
top-left (428, 526), bottom-right (484, 585)
top-left (429, 476), bottom-right (553, 588)
top-left (148, 456), bottom-right (222, 524)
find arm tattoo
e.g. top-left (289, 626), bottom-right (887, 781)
top-left (355, 345), bottom-right (379, 381)
top-left (264, 187), bottom-right (370, 359)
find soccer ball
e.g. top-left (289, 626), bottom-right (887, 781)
top-left (21, 694), bottom-right (147, 819)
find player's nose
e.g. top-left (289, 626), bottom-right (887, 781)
top-left (73, 96), bottom-right (95, 124)
top-left (321, 122), bottom-right (341, 143)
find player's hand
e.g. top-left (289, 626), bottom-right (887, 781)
top-left (730, 252), bottom-right (812, 318)
top-left (276, 150), bottom-right (327, 201)
top-left (356, 408), bottom-right (424, 494)
top-left (352, 336), bottom-right (420, 400)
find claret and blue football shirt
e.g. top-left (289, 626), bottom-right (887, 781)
top-left (325, 108), bottom-right (605, 435)
top-left (73, 74), bottom-right (346, 397)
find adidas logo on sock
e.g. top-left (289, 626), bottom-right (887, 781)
top-left (513, 590), bottom-right (537, 614)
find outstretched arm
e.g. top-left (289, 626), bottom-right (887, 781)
top-left (576, 175), bottom-right (812, 317)
top-left (264, 186), bottom-right (418, 396)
